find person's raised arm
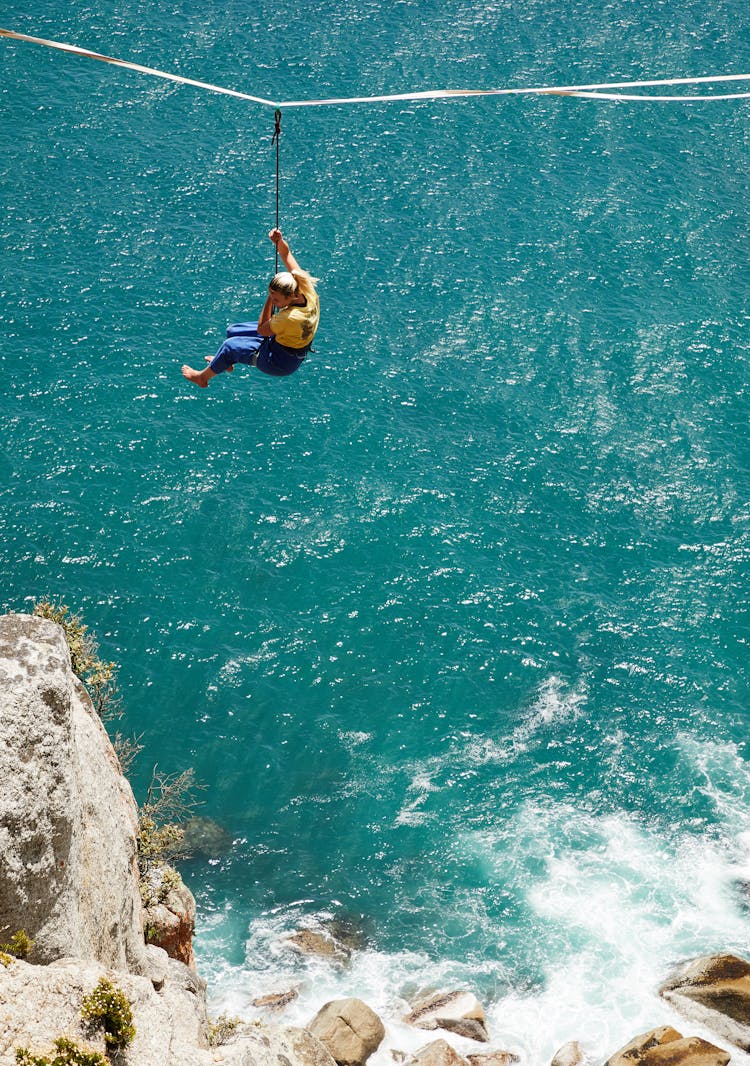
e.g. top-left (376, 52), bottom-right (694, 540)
top-left (256, 290), bottom-right (275, 336)
top-left (269, 228), bottom-right (301, 274)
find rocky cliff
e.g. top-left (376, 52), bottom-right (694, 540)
top-left (0, 611), bottom-right (147, 974)
top-left (0, 612), bottom-right (337, 1066)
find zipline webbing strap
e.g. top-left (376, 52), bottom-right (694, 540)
top-left (0, 27), bottom-right (276, 106)
top-left (553, 90), bottom-right (750, 101)
top-left (275, 77), bottom-right (750, 107)
top-left (2, 26), bottom-right (750, 108)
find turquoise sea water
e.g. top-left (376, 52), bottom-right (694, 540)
top-left (1, 1), bottom-right (749, 1061)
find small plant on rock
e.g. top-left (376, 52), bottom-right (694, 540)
top-left (16, 1038), bottom-right (108, 1066)
top-left (0, 930), bottom-right (33, 959)
top-left (32, 600), bottom-right (120, 721)
top-left (80, 978), bottom-right (135, 1050)
top-left (137, 766), bottom-right (201, 879)
top-left (207, 1014), bottom-right (243, 1047)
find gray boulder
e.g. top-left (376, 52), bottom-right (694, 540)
top-left (308, 998), bottom-right (385, 1066)
top-left (660, 953), bottom-right (750, 1051)
top-left (0, 613), bottom-right (147, 975)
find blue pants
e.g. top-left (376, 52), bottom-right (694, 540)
top-left (209, 323), bottom-right (305, 378)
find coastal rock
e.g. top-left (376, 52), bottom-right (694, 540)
top-left (308, 998), bottom-right (385, 1066)
top-left (605, 1027), bottom-right (682, 1065)
top-left (0, 954), bottom-right (337, 1066)
top-left (0, 955), bottom-right (209, 1065)
top-left (604, 1026), bottom-right (729, 1066)
top-left (405, 991), bottom-right (488, 1042)
top-left (408, 1039), bottom-right (467, 1066)
top-left (144, 944), bottom-right (171, 990)
top-left (0, 613), bottom-right (147, 975)
top-left (143, 867), bottom-right (197, 969)
top-left (550, 1041), bottom-right (585, 1066)
top-left (218, 1024), bottom-right (338, 1066)
top-left (660, 953), bottom-right (750, 1051)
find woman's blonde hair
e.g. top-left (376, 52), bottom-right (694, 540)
top-left (270, 268), bottom-right (319, 302)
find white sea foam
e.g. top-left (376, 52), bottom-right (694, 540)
top-left (197, 730), bottom-right (750, 1065)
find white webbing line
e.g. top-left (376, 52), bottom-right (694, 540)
top-left (0, 28), bottom-right (277, 107)
top-left (2, 26), bottom-right (750, 109)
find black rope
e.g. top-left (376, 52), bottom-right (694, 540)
top-left (271, 108), bottom-right (282, 272)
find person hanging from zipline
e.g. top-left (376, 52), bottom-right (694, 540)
top-left (181, 228), bottom-right (319, 388)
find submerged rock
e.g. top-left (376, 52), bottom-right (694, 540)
top-left (309, 998), bottom-right (385, 1066)
top-left (283, 928), bottom-right (351, 963)
top-left (660, 953), bottom-right (750, 1051)
top-left (181, 817), bottom-right (233, 860)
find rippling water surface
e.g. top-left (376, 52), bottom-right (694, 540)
top-left (1, 1), bottom-right (749, 1061)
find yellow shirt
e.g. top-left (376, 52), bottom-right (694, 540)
top-left (271, 290), bottom-right (320, 349)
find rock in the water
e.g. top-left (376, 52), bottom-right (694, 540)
top-left (0, 613), bottom-right (147, 975)
top-left (467, 1052), bottom-right (519, 1066)
top-left (308, 998), bottom-right (385, 1066)
top-left (660, 953), bottom-right (750, 1051)
top-left (408, 1039), bottom-right (467, 1066)
top-left (436, 1019), bottom-right (488, 1043)
top-left (550, 1041), bottom-right (585, 1066)
top-left (605, 1026), bottom-right (730, 1066)
top-left (252, 988), bottom-right (300, 1012)
top-left (405, 991), bottom-right (488, 1041)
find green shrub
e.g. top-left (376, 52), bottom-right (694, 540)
top-left (0, 930), bottom-right (33, 959)
top-left (207, 1013), bottom-right (243, 1046)
top-left (32, 601), bottom-right (120, 721)
top-left (16, 1037), bottom-right (108, 1066)
top-left (80, 979), bottom-right (135, 1050)
top-left (137, 767), bottom-right (201, 879)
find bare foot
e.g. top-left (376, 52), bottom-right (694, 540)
top-left (204, 356), bottom-right (232, 372)
top-left (181, 364), bottom-right (210, 388)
